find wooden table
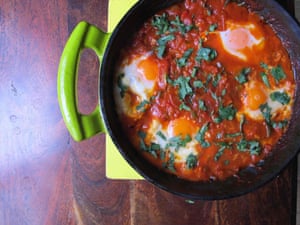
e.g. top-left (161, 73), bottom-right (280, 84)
top-left (0, 0), bottom-right (298, 224)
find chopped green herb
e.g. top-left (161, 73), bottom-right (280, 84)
top-left (156, 131), bottom-right (167, 141)
top-left (156, 34), bottom-right (175, 58)
top-left (167, 135), bottom-right (192, 151)
top-left (193, 80), bottom-right (205, 89)
top-left (236, 68), bottom-right (251, 84)
top-left (174, 76), bottom-right (193, 100)
top-left (117, 73), bottom-right (128, 98)
top-left (136, 100), bottom-right (150, 112)
top-left (259, 103), bottom-right (272, 125)
top-left (176, 48), bottom-right (194, 67)
top-left (271, 65), bottom-right (286, 83)
top-left (191, 67), bottom-right (199, 78)
top-left (180, 102), bottom-right (192, 111)
top-left (260, 62), bottom-right (269, 69)
top-left (152, 13), bottom-right (170, 35)
top-left (171, 16), bottom-right (194, 34)
top-left (260, 72), bottom-right (270, 88)
top-left (218, 104), bottom-right (237, 121)
top-left (237, 138), bottom-right (261, 155)
top-left (270, 91), bottom-right (290, 105)
top-left (198, 99), bottom-right (207, 111)
top-left (272, 120), bottom-right (288, 129)
top-left (195, 122), bottom-right (210, 148)
top-left (212, 74), bottom-right (221, 87)
top-left (221, 89), bottom-right (227, 96)
top-left (237, 138), bottom-right (248, 152)
top-left (186, 153), bottom-right (198, 169)
top-left (225, 132), bottom-right (243, 138)
top-left (209, 23), bottom-right (218, 32)
top-left (196, 47), bottom-right (217, 62)
top-left (248, 141), bottom-right (261, 155)
top-left (166, 152), bottom-right (176, 172)
top-left (214, 142), bottom-right (232, 161)
top-left (138, 131), bottom-right (147, 151)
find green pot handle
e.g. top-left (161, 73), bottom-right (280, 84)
top-left (57, 21), bottom-right (111, 141)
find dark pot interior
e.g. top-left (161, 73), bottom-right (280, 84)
top-left (100, 0), bottom-right (300, 200)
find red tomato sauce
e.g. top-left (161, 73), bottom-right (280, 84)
top-left (114, 0), bottom-right (295, 181)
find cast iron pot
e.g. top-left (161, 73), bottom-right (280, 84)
top-left (58, 0), bottom-right (300, 200)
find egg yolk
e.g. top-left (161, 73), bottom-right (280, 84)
top-left (224, 27), bottom-right (250, 51)
top-left (137, 56), bottom-right (159, 81)
top-left (168, 117), bottom-right (198, 137)
top-left (220, 23), bottom-right (264, 61)
top-left (244, 83), bottom-right (267, 110)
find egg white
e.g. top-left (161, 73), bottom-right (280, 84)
top-left (114, 52), bottom-right (157, 118)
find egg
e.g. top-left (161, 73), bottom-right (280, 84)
top-left (219, 21), bottom-right (265, 61)
top-left (146, 117), bottom-right (200, 162)
top-left (114, 52), bottom-right (159, 118)
top-left (240, 80), bottom-right (293, 121)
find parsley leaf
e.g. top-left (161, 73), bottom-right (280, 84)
top-left (271, 65), bottom-right (286, 83)
top-left (196, 47), bottom-right (217, 62)
top-left (136, 100), bottom-right (150, 112)
top-left (179, 102), bottom-right (192, 111)
top-left (117, 73), bottom-right (128, 98)
top-left (174, 76), bottom-right (193, 100)
top-left (209, 23), bottom-right (218, 32)
top-left (236, 68), bottom-right (251, 84)
top-left (170, 16), bottom-right (194, 34)
top-left (198, 99), bottom-right (207, 111)
top-left (270, 91), bottom-right (290, 105)
top-left (186, 153), bottom-right (198, 169)
top-left (218, 104), bottom-right (237, 121)
top-left (195, 122), bottom-right (210, 148)
top-left (176, 48), bottom-right (194, 67)
top-left (214, 142), bottom-right (232, 161)
top-left (259, 103), bottom-right (272, 125)
top-left (167, 135), bottom-right (192, 151)
top-left (260, 71), bottom-right (271, 88)
top-left (152, 13), bottom-right (170, 35)
top-left (156, 34), bottom-right (175, 58)
top-left (237, 139), bottom-right (261, 155)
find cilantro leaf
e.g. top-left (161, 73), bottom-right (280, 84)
top-left (270, 65), bottom-right (286, 83)
top-left (156, 34), bottom-right (175, 58)
top-left (170, 16), bottom-right (194, 34)
top-left (176, 48), bottom-right (194, 67)
top-left (236, 68), bottom-right (251, 84)
top-left (270, 91), bottom-right (290, 105)
top-left (117, 73), bottom-right (128, 98)
top-left (196, 47), bottom-right (217, 62)
top-left (237, 138), bottom-right (261, 155)
top-left (174, 76), bottom-right (193, 100)
top-left (152, 13), bottom-right (170, 35)
top-left (259, 103), bottom-right (272, 125)
top-left (260, 71), bottom-right (271, 88)
top-left (136, 100), bottom-right (150, 112)
top-left (167, 135), bottom-right (192, 151)
top-left (195, 122), bottom-right (210, 148)
top-left (209, 23), bottom-right (218, 32)
top-left (198, 99), bottom-right (207, 111)
top-left (218, 104), bottom-right (237, 121)
top-left (186, 153), bottom-right (198, 169)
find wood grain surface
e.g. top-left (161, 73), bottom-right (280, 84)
top-left (0, 0), bottom-right (298, 224)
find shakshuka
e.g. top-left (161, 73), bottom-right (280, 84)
top-left (113, 0), bottom-right (295, 181)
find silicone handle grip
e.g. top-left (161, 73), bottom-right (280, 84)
top-left (57, 21), bottom-right (111, 141)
